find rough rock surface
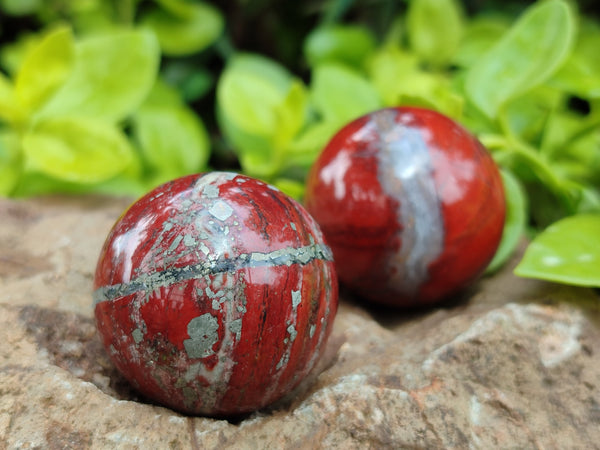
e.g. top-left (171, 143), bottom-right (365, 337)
top-left (1, 195), bottom-right (599, 449)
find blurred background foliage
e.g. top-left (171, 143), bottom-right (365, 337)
top-left (0, 0), bottom-right (599, 285)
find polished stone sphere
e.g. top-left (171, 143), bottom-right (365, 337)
top-left (305, 107), bottom-right (505, 307)
top-left (94, 172), bottom-right (338, 416)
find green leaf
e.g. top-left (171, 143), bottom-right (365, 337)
top-left (10, 172), bottom-right (78, 197)
top-left (503, 86), bottom-right (561, 143)
top-left (454, 14), bottom-right (509, 68)
top-left (142, 0), bottom-right (223, 55)
top-left (287, 121), bottom-right (341, 169)
top-left (367, 46), bottom-right (463, 118)
top-left (22, 117), bottom-right (134, 183)
top-left (15, 26), bottom-right (74, 112)
top-left (133, 104), bottom-right (210, 180)
top-left (218, 114), bottom-right (278, 178)
top-left (91, 175), bottom-right (149, 197)
top-left (0, 131), bottom-right (21, 196)
top-left (0, 0), bottom-right (42, 15)
top-left (406, 0), bottom-right (464, 68)
top-left (217, 54), bottom-right (308, 177)
top-left (574, 186), bottom-right (600, 215)
top-left (486, 169), bottom-right (527, 273)
top-left (0, 72), bottom-right (26, 125)
top-left (539, 107), bottom-right (578, 159)
top-left (275, 81), bottom-right (308, 150)
top-left (218, 54), bottom-right (297, 136)
top-left (368, 47), bottom-right (419, 106)
top-left (37, 28), bottom-right (160, 122)
top-left (552, 128), bottom-right (600, 185)
top-left (550, 19), bottom-right (600, 99)
top-left (10, 169), bottom-right (148, 198)
top-left (0, 32), bottom-right (39, 76)
top-left (465, 0), bottom-right (576, 119)
top-left (304, 25), bottom-right (376, 69)
top-left (540, 105), bottom-right (600, 160)
top-left (64, 1), bottom-right (119, 34)
top-left (504, 139), bottom-right (577, 208)
top-left (311, 63), bottom-right (381, 125)
top-left (515, 214), bottom-right (600, 287)
top-left (141, 78), bottom-right (184, 109)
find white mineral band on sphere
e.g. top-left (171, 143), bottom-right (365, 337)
top-left (373, 109), bottom-right (444, 297)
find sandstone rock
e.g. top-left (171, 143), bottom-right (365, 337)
top-left (0, 196), bottom-right (132, 316)
top-left (1, 196), bottom-right (599, 449)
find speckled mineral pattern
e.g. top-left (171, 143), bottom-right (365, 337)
top-left (94, 172), bottom-right (338, 416)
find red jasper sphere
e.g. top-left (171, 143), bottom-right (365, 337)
top-left (94, 172), bottom-right (338, 416)
top-left (304, 107), bottom-right (505, 307)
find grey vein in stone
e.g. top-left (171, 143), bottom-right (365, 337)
top-left (93, 243), bottom-right (333, 305)
top-left (373, 109), bottom-right (444, 296)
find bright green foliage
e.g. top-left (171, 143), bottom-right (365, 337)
top-left (213, 0), bottom-right (600, 283)
top-left (0, 0), bottom-right (222, 195)
top-left (133, 81), bottom-right (210, 186)
top-left (0, 131), bottom-right (20, 195)
top-left (0, 0), bottom-right (42, 15)
top-left (367, 45), bottom-right (463, 118)
top-left (216, 55), bottom-right (382, 196)
top-left (1, 0), bottom-right (224, 55)
top-left (453, 15), bottom-right (510, 68)
top-left (551, 19), bottom-right (600, 99)
top-left (0, 72), bottom-right (25, 124)
top-left (0, 27), bottom-right (74, 125)
top-left (217, 54), bottom-right (309, 181)
top-left (304, 25), bottom-right (376, 69)
top-left (219, 54), bottom-right (302, 138)
top-left (465, 0), bottom-right (576, 119)
top-left (15, 26), bottom-right (74, 112)
top-left (1, 0), bottom-right (599, 287)
top-left (38, 29), bottom-right (160, 122)
top-left (515, 214), bottom-right (600, 287)
top-left (406, 0), bottom-right (464, 68)
top-left (310, 63), bottom-right (381, 124)
top-left (22, 117), bottom-right (134, 183)
top-left (486, 169), bottom-right (528, 273)
top-left (141, 0), bottom-right (223, 56)
top-left (0, 33), bottom-right (39, 76)
top-left (0, 25), bottom-right (210, 197)
top-left (453, 0), bottom-right (599, 281)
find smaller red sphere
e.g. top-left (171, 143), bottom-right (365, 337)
top-left (304, 107), bottom-right (505, 307)
top-left (93, 172), bottom-right (338, 416)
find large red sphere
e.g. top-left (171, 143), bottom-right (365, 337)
top-left (304, 107), bottom-right (505, 307)
top-left (94, 172), bottom-right (338, 416)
